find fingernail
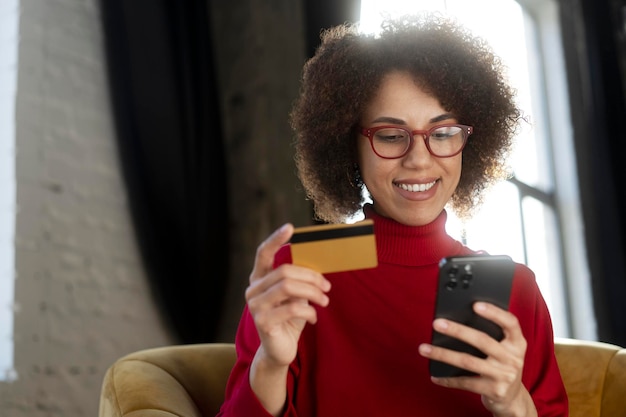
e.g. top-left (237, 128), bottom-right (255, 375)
top-left (475, 302), bottom-right (487, 312)
top-left (434, 318), bottom-right (449, 331)
top-left (418, 344), bottom-right (432, 355)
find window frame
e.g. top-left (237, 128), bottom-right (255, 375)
top-left (516, 0), bottom-right (596, 340)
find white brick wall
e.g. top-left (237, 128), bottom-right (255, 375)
top-left (0, 0), bottom-right (174, 415)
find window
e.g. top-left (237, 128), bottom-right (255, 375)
top-left (360, 0), bottom-right (596, 339)
top-left (0, 0), bottom-right (18, 382)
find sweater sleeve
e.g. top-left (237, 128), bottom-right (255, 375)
top-left (216, 246), bottom-right (299, 417)
top-left (510, 265), bottom-right (569, 417)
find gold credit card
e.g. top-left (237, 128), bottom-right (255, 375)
top-left (290, 219), bottom-right (377, 274)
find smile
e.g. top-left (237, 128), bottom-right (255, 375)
top-left (394, 180), bottom-right (437, 192)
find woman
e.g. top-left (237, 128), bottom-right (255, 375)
top-left (217, 13), bottom-right (568, 417)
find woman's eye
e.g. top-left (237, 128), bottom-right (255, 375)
top-left (431, 132), bottom-right (454, 139)
top-left (431, 127), bottom-right (460, 140)
top-left (375, 130), bottom-right (407, 142)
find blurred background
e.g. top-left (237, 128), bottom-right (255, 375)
top-left (0, 0), bottom-right (624, 415)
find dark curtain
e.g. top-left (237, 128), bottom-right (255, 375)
top-left (304, 0), bottom-right (362, 58)
top-left (559, 0), bottom-right (626, 345)
top-left (99, 0), bottom-right (228, 344)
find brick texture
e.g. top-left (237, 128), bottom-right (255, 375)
top-left (0, 0), bottom-right (174, 415)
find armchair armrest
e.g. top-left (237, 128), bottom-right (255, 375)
top-left (555, 337), bottom-right (626, 417)
top-left (99, 343), bottom-right (236, 417)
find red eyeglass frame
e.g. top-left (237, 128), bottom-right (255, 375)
top-left (359, 124), bottom-right (473, 159)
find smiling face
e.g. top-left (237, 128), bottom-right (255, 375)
top-left (357, 71), bottom-right (463, 226)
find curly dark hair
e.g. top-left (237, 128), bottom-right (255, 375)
top-left (290, 13), bottom-right (522, 223)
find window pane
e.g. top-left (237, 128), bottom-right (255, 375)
top-left (521, 196), bottom-right (568, 335)
top-left (447, 181), bottom-right (525, 263)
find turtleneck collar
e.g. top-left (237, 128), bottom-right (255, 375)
top-left (363, 204), bottom-right (464, 267)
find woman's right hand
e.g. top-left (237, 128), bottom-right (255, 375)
top-left (246, 223), bottom-right (331, 415)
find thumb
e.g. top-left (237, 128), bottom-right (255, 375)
top-left (250, 223), bottom-right (293, 282)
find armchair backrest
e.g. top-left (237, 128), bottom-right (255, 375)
top-left (554, 337), bottom-right (626, 417)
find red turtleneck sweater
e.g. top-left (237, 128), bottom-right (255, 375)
top-left (217, 208), bottom-right (568, 416)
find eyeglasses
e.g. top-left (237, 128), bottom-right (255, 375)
top-left (359, 124), bottom-right (473, 159)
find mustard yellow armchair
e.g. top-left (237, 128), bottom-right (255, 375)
top-left (99, 338), bottom-right (626, 417)
top-left (98, 343), bottom-right (236, 417)
top-left (554, 337), bottom-right (626, 417)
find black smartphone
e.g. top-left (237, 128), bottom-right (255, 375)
top-left (429, 254), bottom-right (516, 377)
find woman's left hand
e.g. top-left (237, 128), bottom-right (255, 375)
top-left (418, 302), bottom-right (537, 417)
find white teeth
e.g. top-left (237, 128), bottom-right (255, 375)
top-left (396, 180), bottom-right (437, 192)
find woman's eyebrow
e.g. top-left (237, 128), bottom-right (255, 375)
top-left (370, 113), bottom-right (456, 125)
top-left (430, 113), bottom-right (456, 123)
top-left (371, 116), bottom-right (406, 125)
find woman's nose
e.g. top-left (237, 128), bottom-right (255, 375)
top-left (402, 135), bottom-right (433, 167)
